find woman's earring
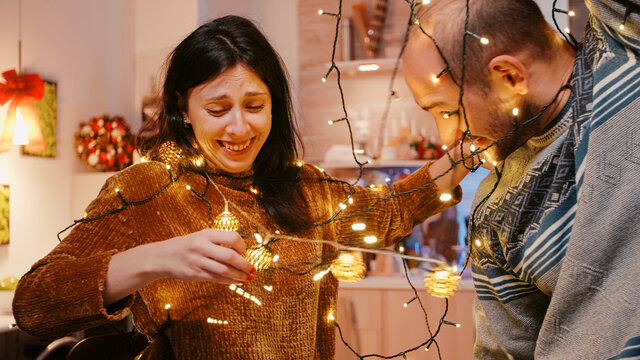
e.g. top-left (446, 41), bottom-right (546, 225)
top-left (183, 116), bottom-right (191, 128)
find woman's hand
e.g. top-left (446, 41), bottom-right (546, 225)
top-left (103, 229), bottom-right (254, 306)
top-left (149, 229), bottom-right (254, 283)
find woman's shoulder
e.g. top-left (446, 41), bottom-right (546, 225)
top-left (98, 161), bottom-right (177, 198)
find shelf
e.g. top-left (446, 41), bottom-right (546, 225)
top-left (319, 159), bottom-right (427, 169)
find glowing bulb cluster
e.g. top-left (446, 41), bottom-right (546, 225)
top-left (207, 318), bottom-right (229, 325)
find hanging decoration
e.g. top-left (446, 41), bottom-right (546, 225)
top-left (0, 69), bottom-right (45, 153)
top-left (244, 245), bottom-right (274, 271)
top-left (0, 0), bottom-right (47, 154)
top-left (74, 115), bottom-right (135, 172)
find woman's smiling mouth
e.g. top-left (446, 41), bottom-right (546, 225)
top-left (217, 137), bottom-right (255, 152)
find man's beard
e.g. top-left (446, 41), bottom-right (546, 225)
top-left (479, 97), bottom-right (543, 162)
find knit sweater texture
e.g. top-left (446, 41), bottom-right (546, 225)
top-left (471, 1), bottom-right (640, 359)
top-left (12, 161), bottom-right (457, 359)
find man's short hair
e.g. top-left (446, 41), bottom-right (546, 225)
top-left (414, 0), bottom-right (561, 92)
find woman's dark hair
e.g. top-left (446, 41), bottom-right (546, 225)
top-left (138, 15), bottom-right (311, 232)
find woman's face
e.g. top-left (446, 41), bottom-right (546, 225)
top-left (186, 64), bottom-right (272, 173)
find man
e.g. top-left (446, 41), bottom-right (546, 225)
top-left (403, 0), bottom-right (640, 359)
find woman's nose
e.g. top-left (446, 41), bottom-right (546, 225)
top-left (225, 108), bottom-right (250, 136)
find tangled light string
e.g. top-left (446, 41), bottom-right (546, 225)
top-left (52, 0), bottom-right (585, 358)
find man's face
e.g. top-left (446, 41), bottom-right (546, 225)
top-left (402, 33), bottom-right (530, 162)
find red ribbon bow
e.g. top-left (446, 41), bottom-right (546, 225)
top-left (0, 69), bottom-right (46, 153)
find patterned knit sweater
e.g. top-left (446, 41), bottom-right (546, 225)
top-left (471, 2), bottom-right (640, 359)
top-left (12, 161), bottom-right (458, 359)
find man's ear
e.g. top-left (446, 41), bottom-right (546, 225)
top-left (487, 55), bottom-right (529, 96)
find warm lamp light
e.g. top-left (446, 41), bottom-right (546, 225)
top-left (0, 69), bottom-right (45, 153)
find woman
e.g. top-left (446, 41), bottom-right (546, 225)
top-left (13, 15), bottom-right (469, 359)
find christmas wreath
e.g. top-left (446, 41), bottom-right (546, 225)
top-left (75, 115), bottom-right (135, 172)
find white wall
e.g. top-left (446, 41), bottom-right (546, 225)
top-left (198, 0), bottom-right (299, 91)
top-left (0, 0), bottom-right (136, 278)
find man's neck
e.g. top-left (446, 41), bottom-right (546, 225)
top-left (532, 42), bottom-right (576, 132)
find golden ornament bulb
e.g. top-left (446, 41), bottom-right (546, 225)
top-left (330, 252), bottom-right (366, 283)
top-left (424, 266), bottom-right (461, 298)
top-left (158, 141), bottom-right (183, 166)
top-left (245, 246), bottom-right (274, 271)
top-left (213, 201), bottom-right (239, 232)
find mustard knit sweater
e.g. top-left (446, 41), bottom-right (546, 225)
top-left (13, 161), bottom-right (458, 359)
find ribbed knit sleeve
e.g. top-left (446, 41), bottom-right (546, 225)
top-left (12, 163), bottom-right (170, 339)
top-left (312, 163), bottom-right (461, 248)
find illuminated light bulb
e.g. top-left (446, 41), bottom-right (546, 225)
top-left (492, 161), bottom-right (497, 167)
top-left (213, 201), bottom-right (240, 232)
top-left (12, 107), bottom-right (28, 145)
top-left (313, 267), bottom-right (332, 281)
top-left (83, 211), bottom-right (88, 219)
top-left (321, 77), bottom-right (327, 83)
top-left (512, 108), bottom-right (519, 117)
top-left (422, 0), bottom-right (431, 4)
top-left (470, 144), bottom-right (477, 152)
top-left (443, 113), bottom-right (450, 119)
top-left (186, 185), bottom-right (191, 191)
top-left (166, 164), bottom-right (171, 170)
top-left (272, 254), bottom-right (280, 263)
top-left (339, 203), bottom-right (347, 210)
top-left (480, 37), bottom-right (489, 45)
top-left (114, 188), bottom-right (120, 193)
top-left (245, 245), bottom-right (274, 271)
top-left (365, 159), bottom-right (372, 164)
top-left (348, 197), bottom-right (354, 204)
top-left (318, 9), bottom-right (324, 15)
top-left (364, 235), bottom-right (378, 244)
top-left (443, 320), bottom-right (461, 328)
top-left (568, 10), bottom-right (575, 16)
top-left (254, 233), bottom-right (263, 244)
top-left (440, 193), bottom-right (453, 202)
top-left (403, 302), bottom-right (408, 308)
top-left (565, 27), bottom-right (571, 34)
top-left (358, 64), bottom-right (380, 72)
top-left (140, 156), bottom-right (148, 162)
top-left (229, 284), bottom-right (237, 291)
top-left (195, 159), bottom-right (202, 167)
top-left (319, 168), bottom-right (325, 173)
top-left (475, 239), bottom-right (482, 247)
top-left (250, 186), bottom-right (259, 195)
top-left (442, 145), bottom-right (448, 151)
top-left (164, 304), bottom-right (171, 310)
top-left (327, 312), bottom-right (335, 321)
top-left (398, 245), bottom-right (405, 253)
top-left (431, 74), bottom-right (440, 84)
top-left (352, 223), bottom-right (366, 231)
top-left (354, 149), bottom-right (365, 155)
top-left (385, 177), bottom-right (391, 183)
top-left (369, 184), bottom-right (375, 188)
top-left (424, 266), bottom-right (462, 298)
top-left (328, 120), bottom-right (334, 125)
top-left (264, 285), bottom-right (273, 291)
top-left (275, 230), bottom-right (280, 234)
top-left (296, 160), bottom-right (304, 167)
top-left (620, 23), bottom-right (625, 31)
top-left (331, 252), bottom-right (366, 283)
